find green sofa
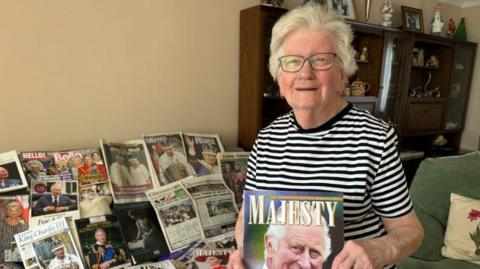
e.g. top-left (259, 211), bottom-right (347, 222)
top-left (398, 151), bottom-right (480, 269)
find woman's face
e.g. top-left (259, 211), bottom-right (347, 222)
top-left (277, 28), bottom-right (346, 113)
top-left (205, 256), bottom-right (221, 267)
top-left (7, 206), bottom-right (21, 218)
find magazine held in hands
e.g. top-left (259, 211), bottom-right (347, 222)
top-left (243, 190), bottom-right (343, 269)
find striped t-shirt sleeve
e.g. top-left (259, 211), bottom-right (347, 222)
top-left (371, 126), bottom-right (413, 218)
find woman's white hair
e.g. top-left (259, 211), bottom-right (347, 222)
top-left (269, 3), bottom-right (358, 80)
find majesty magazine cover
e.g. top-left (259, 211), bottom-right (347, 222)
top-left (243, 190), bottom-right (343, 269)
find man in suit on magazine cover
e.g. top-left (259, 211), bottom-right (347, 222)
top-left (32, 182), bottom-right (77, 216)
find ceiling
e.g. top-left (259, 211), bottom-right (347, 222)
top-left (437, 0), bottom-right (480, 8)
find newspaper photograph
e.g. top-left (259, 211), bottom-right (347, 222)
top-left (181, 175), bottom-right (237, 244)
top-left (114, 202), bottom-right (169, 264)
top-left (191, 248), bottom-right (234, 269)
top-left (217, 152), bottom-right (249, 210)
top-left (100, 139), bottom-right (154, 204)
top-left (0, 150), bottom-right (28, 193)
top-left (146, 182), bottom-right (203, 252)
top-left (74, 215), bottom-right (131, 269)
top-left (15, 218), bottom-right (84, 269)
top-left (69, 148), bottom-right (112, 218)
top-left (182, 133), bottom-right (224, 176)
top-left (20, 151), bottom-right (61, 184)
top-left (0, 195), bottom-right (30, 263)
top-left (30, 180), bottom-right (80, 228)
top-left (124, 260), bottom-right (176, 269)
top-left (143, 132), bottom-right (193, 186)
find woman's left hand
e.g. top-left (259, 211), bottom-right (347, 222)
top-left (331, 240), bottom-right (385, 269)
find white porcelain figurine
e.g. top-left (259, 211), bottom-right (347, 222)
top-left (381, 0), bottom-right (394, 27)
top-left (431, 4), bottom-right (444, 36)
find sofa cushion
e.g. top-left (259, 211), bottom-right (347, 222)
top-left (410, 207), bottom-right (444, 260)
top-left (409, 152), bottom-right (480, 260)
top-left (442, 193), bottom-right (480, 264)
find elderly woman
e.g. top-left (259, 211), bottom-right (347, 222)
top-left (0, 201), bottom-right (28, 263)
top-left (228, 4), bottom-right (423, 269)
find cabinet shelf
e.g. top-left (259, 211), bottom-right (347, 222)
top-left (412, 65), bottom-right (440, 70)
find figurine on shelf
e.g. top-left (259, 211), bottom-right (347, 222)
top-left (425, 55), bottom-right (440, 67)
top-left (432, 134), bottom-right (448, 147)
top-left (380, 0), bottom-right (394, 27)
top-left (430, 86), bottom-right (441, 98)
top-left (359, 46), bottom-right (369, 61)
top-left (431, 3), bottom-right (444, 36)
top-left (409, 86), bottom-right (423, 98)
top-left (447, 18), bottom-right (456, 38)
top-left (350, 78), bottom-right (371, 96)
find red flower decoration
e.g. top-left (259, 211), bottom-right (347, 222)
top-left (468, 209), bottom-right (480, 221)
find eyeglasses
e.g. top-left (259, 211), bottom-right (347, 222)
top-left (278, 53), bottom-right (337, 73)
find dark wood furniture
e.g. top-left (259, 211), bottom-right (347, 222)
top-left (238, 5), bottom-right (477, 156)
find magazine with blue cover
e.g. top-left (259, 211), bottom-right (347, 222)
top-left (243, 190), bottom-right (343, 269)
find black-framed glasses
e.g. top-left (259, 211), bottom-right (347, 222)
top-left (278, 53), bottom-right (337, 73)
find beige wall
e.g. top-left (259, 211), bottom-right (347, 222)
top-left (0, 0), bottom-right (257, 152)
top-left (1, 0), bottom-right (478, 152)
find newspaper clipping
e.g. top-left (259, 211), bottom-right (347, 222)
top-left (101, 139), bottom-right (154, 204)
top-left (15, 218), bottom-right (84, 269)
top-left (217, 152), bottom-right (249, 210)
top-left (181, 175), bottom-right (237, 244)
top-left (182, 133), bottom-right (224, 177)
top-left (114, 203), bottom-right (169, 264)
top-left (0, 150), bottom-right (28, 193)
top-left (146, 182), bottom-right (203, 252)
top-left (143, 133), bottom-right (193, 186)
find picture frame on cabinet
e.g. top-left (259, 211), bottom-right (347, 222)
top-left (326, 0), bottom-right (355, 19)
top-left (401, 6), bottom-right (424, 32)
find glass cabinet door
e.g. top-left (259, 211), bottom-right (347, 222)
top-left (376, 33), bottom-right (413, 137)
top-left (445, 44), bottom-right (476, 131)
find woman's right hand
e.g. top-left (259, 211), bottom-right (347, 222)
top-left (227, 247), bottom-right (244, 269)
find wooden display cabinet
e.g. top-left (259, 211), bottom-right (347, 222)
top-left (237, 5), bottom-right (477, 154)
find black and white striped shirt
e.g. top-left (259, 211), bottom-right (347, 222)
top-left (245, 104), bottom-right (412, 267)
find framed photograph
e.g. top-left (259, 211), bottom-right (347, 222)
top-left (401, 6), bottom-right (424, 32)
top-left (327, 0), bottom-right (355, 19)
